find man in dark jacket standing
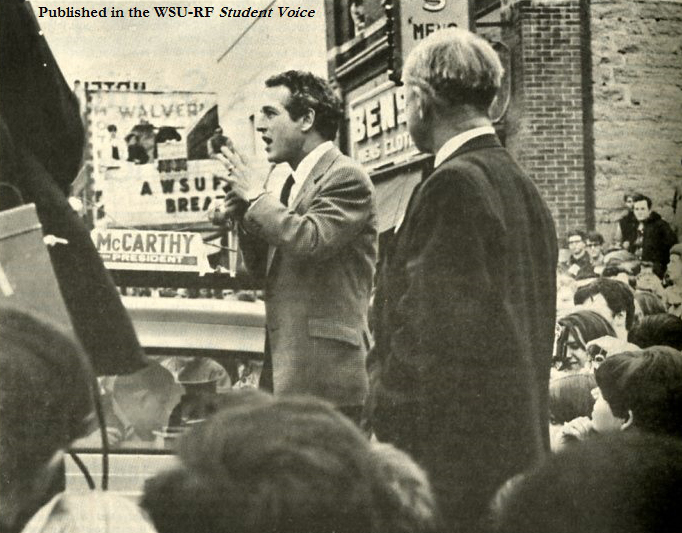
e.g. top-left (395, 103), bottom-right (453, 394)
top-left (632, 193), bottom-right (677, 278)
top-left (367, 28), bottom-right (557, 533)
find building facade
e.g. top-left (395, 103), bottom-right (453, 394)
top-left (324, 0), bottom-right (682, 242)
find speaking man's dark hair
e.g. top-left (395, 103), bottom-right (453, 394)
top-left (265, 70), bottom-right (343, 141)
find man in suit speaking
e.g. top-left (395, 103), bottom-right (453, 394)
top-left (215, 71), bottom-right (377, 422)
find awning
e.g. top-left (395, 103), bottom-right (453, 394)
top-left (374, 171), bottom-right (422, 233)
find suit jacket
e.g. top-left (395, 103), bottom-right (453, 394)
top-left (239, 146), bottom-right (377, 407)
top-left (639, 211), bottom-right (677, 278)
top-left (369, 134), bottom-right (557, 524)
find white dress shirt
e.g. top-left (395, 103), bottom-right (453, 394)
top-left (433, 126), bottom-right (496, 168)
top-left (288, 140), bottom-right (334, 204)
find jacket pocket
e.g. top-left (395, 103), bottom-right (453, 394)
top-left (308, 318), bottom-right (361, 348)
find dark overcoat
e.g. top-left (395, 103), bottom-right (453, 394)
top-left (369, 134), bottom-right (558, 532)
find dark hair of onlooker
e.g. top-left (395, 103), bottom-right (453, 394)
top-left (106, 124), bottom-right (117, 133)
top-left (586, 231), bottom-right (604, 245)
top-left (573, 278), bottom-right (636, 330)
top-left (0, 304), bottom-right (94, 533)
top-left (265, 70), bottom-right (343, 141)
top-left (553, 311), bottom-right (616, 371)
top-left (628, 314), bottom-right (682, 350)
top-left (623, 192), bottom-right (635, 202)
top-left (632, 193), bottom-right (652, 209)
top-left (634, 290), bottom-right (666, 317)
top-left (370, 443), bottom-right (440, 533)
top-left (595, 346), bottom-right (682, 438)
top-left (142, 393), bottom-right (380, 533)
top-left (549, 373), bottom-right (597, 424)
top-left (492, 433), bottom-right (682, 533)
top-left (566, 229), bottom-right (586, 243)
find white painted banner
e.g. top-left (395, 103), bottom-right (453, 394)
top-left (91, 228), bottom-right (211, 274)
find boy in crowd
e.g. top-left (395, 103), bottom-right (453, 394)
top-left (557, 346), bottom-right (682, 445)
top-left (631, 193), bottom-right (677, 278)
top-left (574, 278), bottom-right (635, 341)
top-left (586, 231), bottom-right (605, 275)
top-left (0, 305), bottom-right (94, 533)
top-left (566, 229), bottom-right (593, 280)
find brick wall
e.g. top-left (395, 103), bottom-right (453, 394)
top-left (502, 0), bottom-right (586, 239)
top-left (590, 0), bottom-right (682, 237)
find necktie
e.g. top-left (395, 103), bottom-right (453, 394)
top-left (280, 174), bottom-right (295, 206)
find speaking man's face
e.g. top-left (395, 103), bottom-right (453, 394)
top-left (255, 85), bottom-right (306, 166)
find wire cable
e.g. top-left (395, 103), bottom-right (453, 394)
top-left (68, 451), bottom-right (95, 490)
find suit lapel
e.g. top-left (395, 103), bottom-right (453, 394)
top-left (289, 146), bottom-right (340, 211)
top-left (266, 146), bottom-right (341, 275)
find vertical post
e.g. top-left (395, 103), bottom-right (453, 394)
top-left (382, 0), bottom-right (402, 86)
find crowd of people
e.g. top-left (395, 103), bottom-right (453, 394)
top-left (2, 18), bottom-right (682, 533)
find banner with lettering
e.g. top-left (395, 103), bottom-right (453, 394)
top-left (99, 159), bottom-right (228, 227)
top-left (89, 89), bottom-right (216, 166)
top-left (91, 228), bottom-right (211, 273)
top-left (87, 90), bottom-right (225, 227)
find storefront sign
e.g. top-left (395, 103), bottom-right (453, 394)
top-left (349, 81), bottom-right (419, 171)
top-left (92, 228), bottom-right (211, 273)
top-left (398, 0), bottom-right (470, 65)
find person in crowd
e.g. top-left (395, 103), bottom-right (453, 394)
top-left (206, 126), bottom-right (233, 157)
top-left (20, 492), bottom-right (157, 533)
top-left (213, 71), bottom-right (377, 424)
top-left (367, 28), bottom-right (557, 533)
top-left (103, 124), bottom-right (124, 162)
top-left (549, 373), bottom-right (596, 425)
top-left (664, 243), bottom-right (682, 316)
top-left (566, 229), bottom-right (593, 280)
top-left (559, 346), bottom-right (682, 445)
top-left (634, 267), bottom-right (666, 300)
top-left (628, 313), bottom-right (682, 350)
top-left (631, 193), bottom-right (677, 278)
top-left (0, 304), bottom-right (94, 533)
top-left (553, 310), bottom-right (616, 373)
top-left (586, 230), bottom-right (605, 275)
top-left (492, 433), bottom-right (682, 533)
top-left (574, 278), bottom-right (635, 341)
top-left (615, 192), bottom-right (638, 251)
top-left (141, 392), bottom-right (428, 533)
top-left (556, 272), bottom-right (577, 318)
top-left (673, 177), bottom-right (682, 242)
top-left (548, 373), bottom-right (596, 450)
top-left (370, 442), bottom-right (440, 533)
top-left (633, 290), bottom-right (666, 321)
top-left (583, 335), bottom-right (640, 370)
top-left (159, 356), bottom-right (232, 393)
top-left (106, 361), bottom-right (183, 445)
top-left (600, 248), bottom-right (639, 287)
top-left (349, 0), bottom-right (367, 35)
top-left (125, 132), bottom-right (149, 164)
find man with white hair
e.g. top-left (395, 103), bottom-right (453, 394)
top-left (368, 28), bottom-right (557, 532)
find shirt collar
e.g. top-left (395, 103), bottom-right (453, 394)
top-left (292, 140), bottom-right (334, 184)
top-left (433, 126), bottom-right (496, 168)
